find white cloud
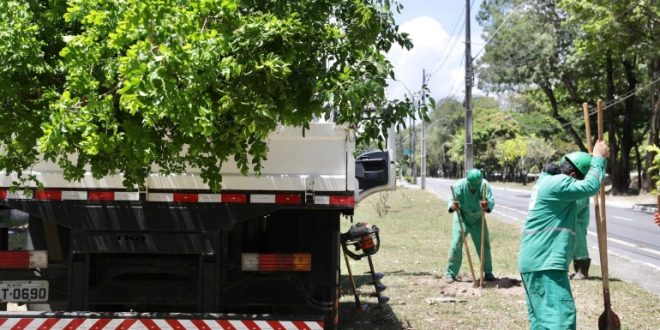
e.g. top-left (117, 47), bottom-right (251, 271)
top-left (386, 15), bottom-right (484, 101)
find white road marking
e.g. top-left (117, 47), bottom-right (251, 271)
top-left (612, 215), bottom-right (633, 222)
top-left (493, 210), bottom-right (524, 224)
top-left (587, 231), bottom-right (660, 257)
top-left (590, 243), bottom-right (660, 271)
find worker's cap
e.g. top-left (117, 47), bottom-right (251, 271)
top-left (561, 151), bottom-right (591, 177)
top-left (466, 169), bottom-right (483, 190)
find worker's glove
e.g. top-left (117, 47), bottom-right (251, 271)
top-left (451, 201), bottom-right (459, 212)
top-left (480, 200), bottom-right (488, 211)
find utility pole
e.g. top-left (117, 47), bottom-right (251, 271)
top-left (409, 116), bottom-right (414, 182)
top-left (464, 0), bottom-right (474, 174)
top-left (421, 69), bottom-right (427, 190)
top-left (412, 114), bottom-right (416, 184)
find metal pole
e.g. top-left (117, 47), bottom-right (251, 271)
top-left (409, 116), bottom-right (413, 179)
top-left (421, 69), bottom-right (427, 189)
top-left (464, 0), bottom-right (474, 173)
top-left (412, 115), bottom-right (417, 184)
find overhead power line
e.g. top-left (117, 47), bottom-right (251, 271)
top-left (571, 76), bottom-right (660, 127)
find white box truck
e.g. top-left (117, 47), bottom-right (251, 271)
top-left (0, 122), bottom-right (395, 330)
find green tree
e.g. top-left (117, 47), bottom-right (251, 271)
top-left (0, 1), bottom-right (66, 185)
top-left (495, 134), bottom-right (526, 182)
top-left (478, 0), bottom-right (659, 194)
top-left (560, 0), bottom-right (659, 193)
top-left (1, 0), bottom-right (423, 191)
top-left (426, 97), bottom-right (464, 177)
top-left (476, 0), bottom-right (587, 152)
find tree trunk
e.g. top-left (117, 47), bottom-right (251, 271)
top-left (644, 57), bottom-right (660, 192)
top-left (613, 59), bottom-right (639, 194)
top-left (540, 81), bottom-right (587, 151)
top-left (635, 144), bottom-right (642, 192)
top-left (604, 50), bottom-right (621, 194)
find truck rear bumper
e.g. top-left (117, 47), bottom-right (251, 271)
top-left (0, 312), bottom-right (324, 329)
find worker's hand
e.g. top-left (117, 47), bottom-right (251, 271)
top-left (480, 200), bottom-right (488, 211)
top-left (654, 212), bottom-right (660, 227)
top-left (451, 201), bottom-right (459, 212)
top-left (593, 140), bottom-right (609, 158)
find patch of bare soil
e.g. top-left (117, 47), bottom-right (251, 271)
top-left (436, 273), bottom-right (525, 299)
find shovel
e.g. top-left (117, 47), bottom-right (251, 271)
top-left (583, 101), bottom-right (621, 330)
top-left (450, 186), bottom-right (478, 288)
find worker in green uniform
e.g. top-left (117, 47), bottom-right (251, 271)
top-left (445, 169), bottom-right (495, 284)
top-left (519, 140), bottom-right (608, 330)
top-left (571, 197), bottom-right (591, 280)
top-left (544, 164), bottom-right (591, 279)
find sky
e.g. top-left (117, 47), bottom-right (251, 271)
top-left (386, 0), bottom-right (485, 101)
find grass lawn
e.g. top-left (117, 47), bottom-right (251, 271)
top-left (338, 188), bottom-right (660, 329)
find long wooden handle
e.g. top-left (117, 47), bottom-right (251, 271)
top-left (583, 103), bottom-right (592, 150)
top-left (584, 101), bottom-right (608, 297)
top-left (450, 186), bottom-right (478, 288)
top-left (480, 184), bottom-right (487, 288)
top-left (597, 99), bottom-right (611, 292)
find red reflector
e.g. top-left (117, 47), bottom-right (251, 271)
top-left (221, 193), bottom-right (247, 203)
top-left (329, 195), bottom-right (355, 206)
top-left (35, 190), bottom-right (62, 201)
top-left (258, 253), bottom-right (311, 271)
top-left (275, 194), bottom-right (301, 204)
top-left (0, 189), bottom-right (6, 199)
top-left (173, 193), bottom-right (199, 203)
top-left (0, 251), bottom-right (30, 269)
top-left (88, 191), bottom-right (115, 201)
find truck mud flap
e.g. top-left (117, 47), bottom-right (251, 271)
top-left (0, 312), bottom-right (324, 329)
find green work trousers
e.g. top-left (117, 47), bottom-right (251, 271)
top-left (445, 217), bottom-right (492, 277)
top-left (573, 217), bottom-right (589, 260)
top-left (573, 198), bottom-right (590, 261)
top-left (521, 270), bottom-right (576, 330)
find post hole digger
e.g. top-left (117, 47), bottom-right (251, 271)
top-left (340, 222), bottom-right (389, 312)
top-left (583, 100), bottom-right (621, 330)
top-left (479, 184), bottom-right (488, 288)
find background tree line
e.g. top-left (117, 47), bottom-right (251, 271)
top-left (401, 0), bottom-right (658, 194)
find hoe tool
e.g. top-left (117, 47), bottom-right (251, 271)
top-left (583, 101), bottom-right (620, 330)
top-left (450, 186), bottom-right (478, 288)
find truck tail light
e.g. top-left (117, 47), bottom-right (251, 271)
top-left (221, 193), bottom-right (247, 203)
top-left (88, 191), bottom-right (115, 201)
top-left (0, 251), bottom-right (48, 269)
top-left (173, 193), bottom-right (199, 203)
top-left (35, 190), bottom-right (62, 201)
top-left (241, 253), bottom-right (311, 272)
top-left (275, 194), bottom-right (301, 205)
top-left (329, 195), bottom-right (354, 207)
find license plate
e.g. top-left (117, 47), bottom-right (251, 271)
top-left (0, 281), bottom-right (48, 302)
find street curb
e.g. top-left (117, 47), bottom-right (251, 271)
top-left (632, 204), bottom-right (658, 214)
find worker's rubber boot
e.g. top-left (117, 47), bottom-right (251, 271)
top-left (572, 258), bottom-right (590, 280)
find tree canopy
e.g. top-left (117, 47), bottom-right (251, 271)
top-left (475, 0), bottom-right (659, 193)
top-left (0, 0), bottom-right (423, 191)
